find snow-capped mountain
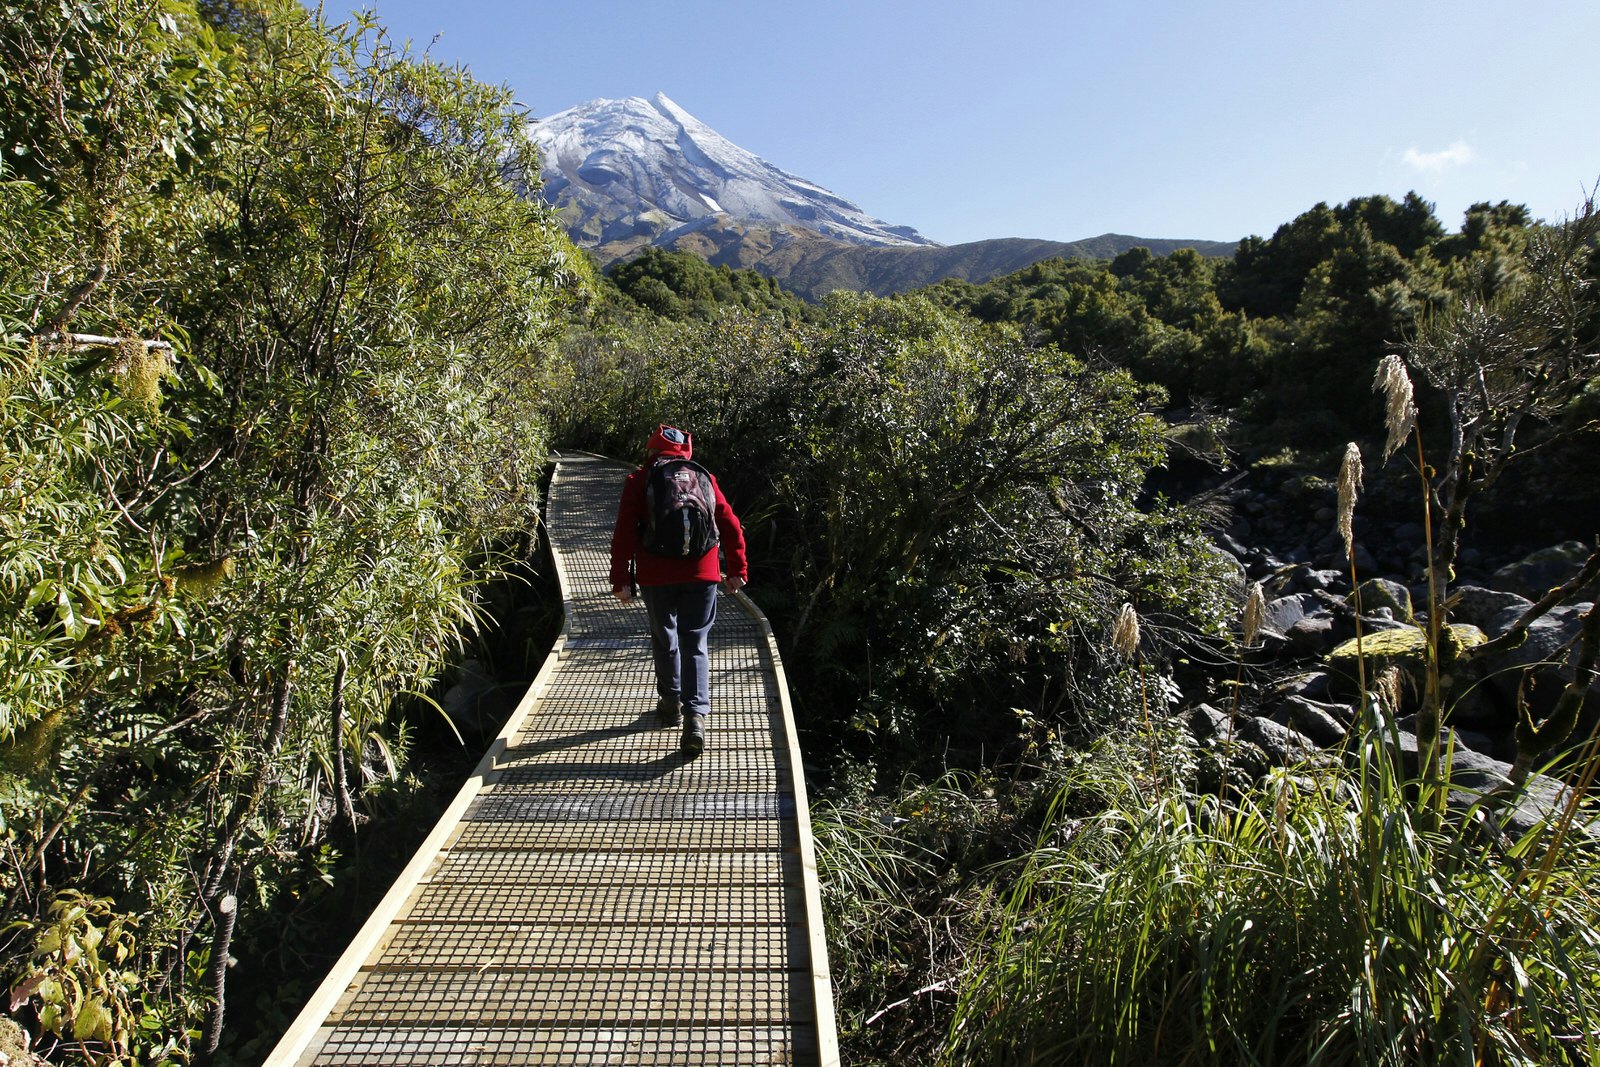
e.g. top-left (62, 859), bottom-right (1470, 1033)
top-left (528, 92), bottom-right (938, 256)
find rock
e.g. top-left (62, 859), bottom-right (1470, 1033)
top-left (1395, 718), bottom-right (1513, 762)
top-left (1270, 671), bottom-right (1334, 703)
top-left (1272, 695), bottom-right (1350, 746)
top-left (1302, 568), bottom-right (1345, 592)
top-left (1185, 703), bottom-right (1232, 740)
top-left (1354, 577), bottom-right (1412, 619)
top-left (1467, 771), bottom-right (1579, 840)
top-left (1482, 602), bottom-right (1599, 719)
top-left (1325, 624), bottom-right (1487, 705)
top-left (1216, 531), bottom-right (1251, 559)
top-left (1286, 614), bottom-right (1340, 656)
top-left (1428, 738), bottom-right (1581, 839)
top-left (1237, 714), bottom-right (1318, 765)
top-left (1491, 541), bottom-right (1596, 601)
top-left (1450, 586), bottom-right (1534, 632)
top-left (1360, 613), bottom-right (1415, 634)
top-left (1262, 593), bottom-right (1321, 636)
top-left (439, 658), bottom-right (510, 738)
top-left (1393, 522), bottom-right (1426, 544)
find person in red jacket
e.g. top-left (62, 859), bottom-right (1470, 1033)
top-left (610, 425), bottom-right (747, 756)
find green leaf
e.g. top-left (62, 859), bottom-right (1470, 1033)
top-left (73, 994), bottom-right (112, 1042)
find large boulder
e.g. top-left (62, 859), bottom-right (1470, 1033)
top-left (1185, 703), bottom-right (1232, 740)
top-left (1237, 714), bottom-right (1318, 766)
top-left (1482, 602), bottom-right (1599, 719)
top-left (1259, 592), bottom-right (1347, 656)
top-left (1491, 541), bottom-right (1596, 601)
top-left (1394, 715), bottom-right (1512, 762)
top-left (1384, 729), bottom-right (1582, 839)
top-left (1325, 624), bottom-right (1487, 704)
top-left (1449, 585), bottom-right (1533, 632)
top-left (1354, 577), bottom-right (1413, 619)
top-left (1286, 614), bottom-right (1341, 656)
top-left (1271, 695), bottom-right (1351, 747)
top-left (1270, 671), bottom-right (1335, 703)
top-left (1262, 592), bottom-right (1323, 637)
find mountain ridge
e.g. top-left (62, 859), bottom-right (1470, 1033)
top-left (527, 93), bottom-right (1237, 301)
top-left (530, 92), bottom-right (937, 254)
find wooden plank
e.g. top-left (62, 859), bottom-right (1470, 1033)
top-left (300, 1026), bottom-right (812, 1066)
top-left (328, 969), bottom-right (813, 1027)
top-left (395, 880), bottom-right (806, 925)
top-left (427, 849), bottom-right (791, 885)
top-left (368, 921), bottom-right (809, 971)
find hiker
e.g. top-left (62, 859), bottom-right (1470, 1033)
top-left (609, 425), bottom-right (748, 756)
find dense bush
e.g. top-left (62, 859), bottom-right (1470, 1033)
top-left (554, 292), bottom-right (1237, 790)
top-left (931, 191), bottom-right (1597, 456)
top-left (1, 0), bottom-right (583, 1059)
top-left (5, 4), bottom-right (1594, 1063)
top-left (603, 247), bottom-right (816, 322)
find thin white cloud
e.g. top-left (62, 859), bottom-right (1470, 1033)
top-left (1403, 140), bottom-right (1477, 173)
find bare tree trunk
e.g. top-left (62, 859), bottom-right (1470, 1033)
top-left (197, 893), bottom-right (237, 1064)
top-left (202, 664), bottom-right (295, 900)
top-left (330, 651), bottom-right (357, 834)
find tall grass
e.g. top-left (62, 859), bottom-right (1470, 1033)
top-left (944, 720), bottom-right (1600, 1066)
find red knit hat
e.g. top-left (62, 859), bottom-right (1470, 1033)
top-left (646, 424), bottom-right (692, 457)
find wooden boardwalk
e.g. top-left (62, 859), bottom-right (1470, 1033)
top-left (266, 452), bottom-right (839, 1066)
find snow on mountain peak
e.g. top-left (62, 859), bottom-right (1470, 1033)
top-left (527, 93), bottom-right (937, 251)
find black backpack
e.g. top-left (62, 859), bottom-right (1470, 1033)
top-left (642, 458), bottom-right (720, 558)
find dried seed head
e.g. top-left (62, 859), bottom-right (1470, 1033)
top-left (1337, 442), bottom-right (1364, 561)
top-left (1374, 666), bottom-right (1406, 718)
top-left (1111, 602), bottom-right (1140, 659)
top-left (1374, 354), bottom-right (1417, 462)
top-left (1242, 582), bottom-right (1267, 646)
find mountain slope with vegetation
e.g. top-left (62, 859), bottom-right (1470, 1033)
top-left (730, 229), bottom-right (1237, 302)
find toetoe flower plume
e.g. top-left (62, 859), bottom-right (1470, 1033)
top-left (1111, 602), bottom-right (1140, 659)
top-left (1338, 442), bottom-right (1363, 560)
top-left (1242, 582), bottom-right (1266, 647)
top-left (1374, 354), bottom-right (1416, 463)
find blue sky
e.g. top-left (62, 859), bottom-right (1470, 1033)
top-left (340, 0), bottom-right (1599, 246)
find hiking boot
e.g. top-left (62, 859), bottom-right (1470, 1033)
top-left (681, 713), bottom-right (705, 757)
top-left (655, 697), bottom-right (682, 728)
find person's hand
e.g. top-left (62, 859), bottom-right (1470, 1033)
top-left (612, 586), bottom-right (634, 603)
top-left (720, 575), bottom-right (746, 595)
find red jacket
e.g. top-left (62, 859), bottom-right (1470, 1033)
top-left (609, 441), bottom-right (747, 590)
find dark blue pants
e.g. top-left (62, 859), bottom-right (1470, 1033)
top-left (641, 581), bottom-right (718, 719)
